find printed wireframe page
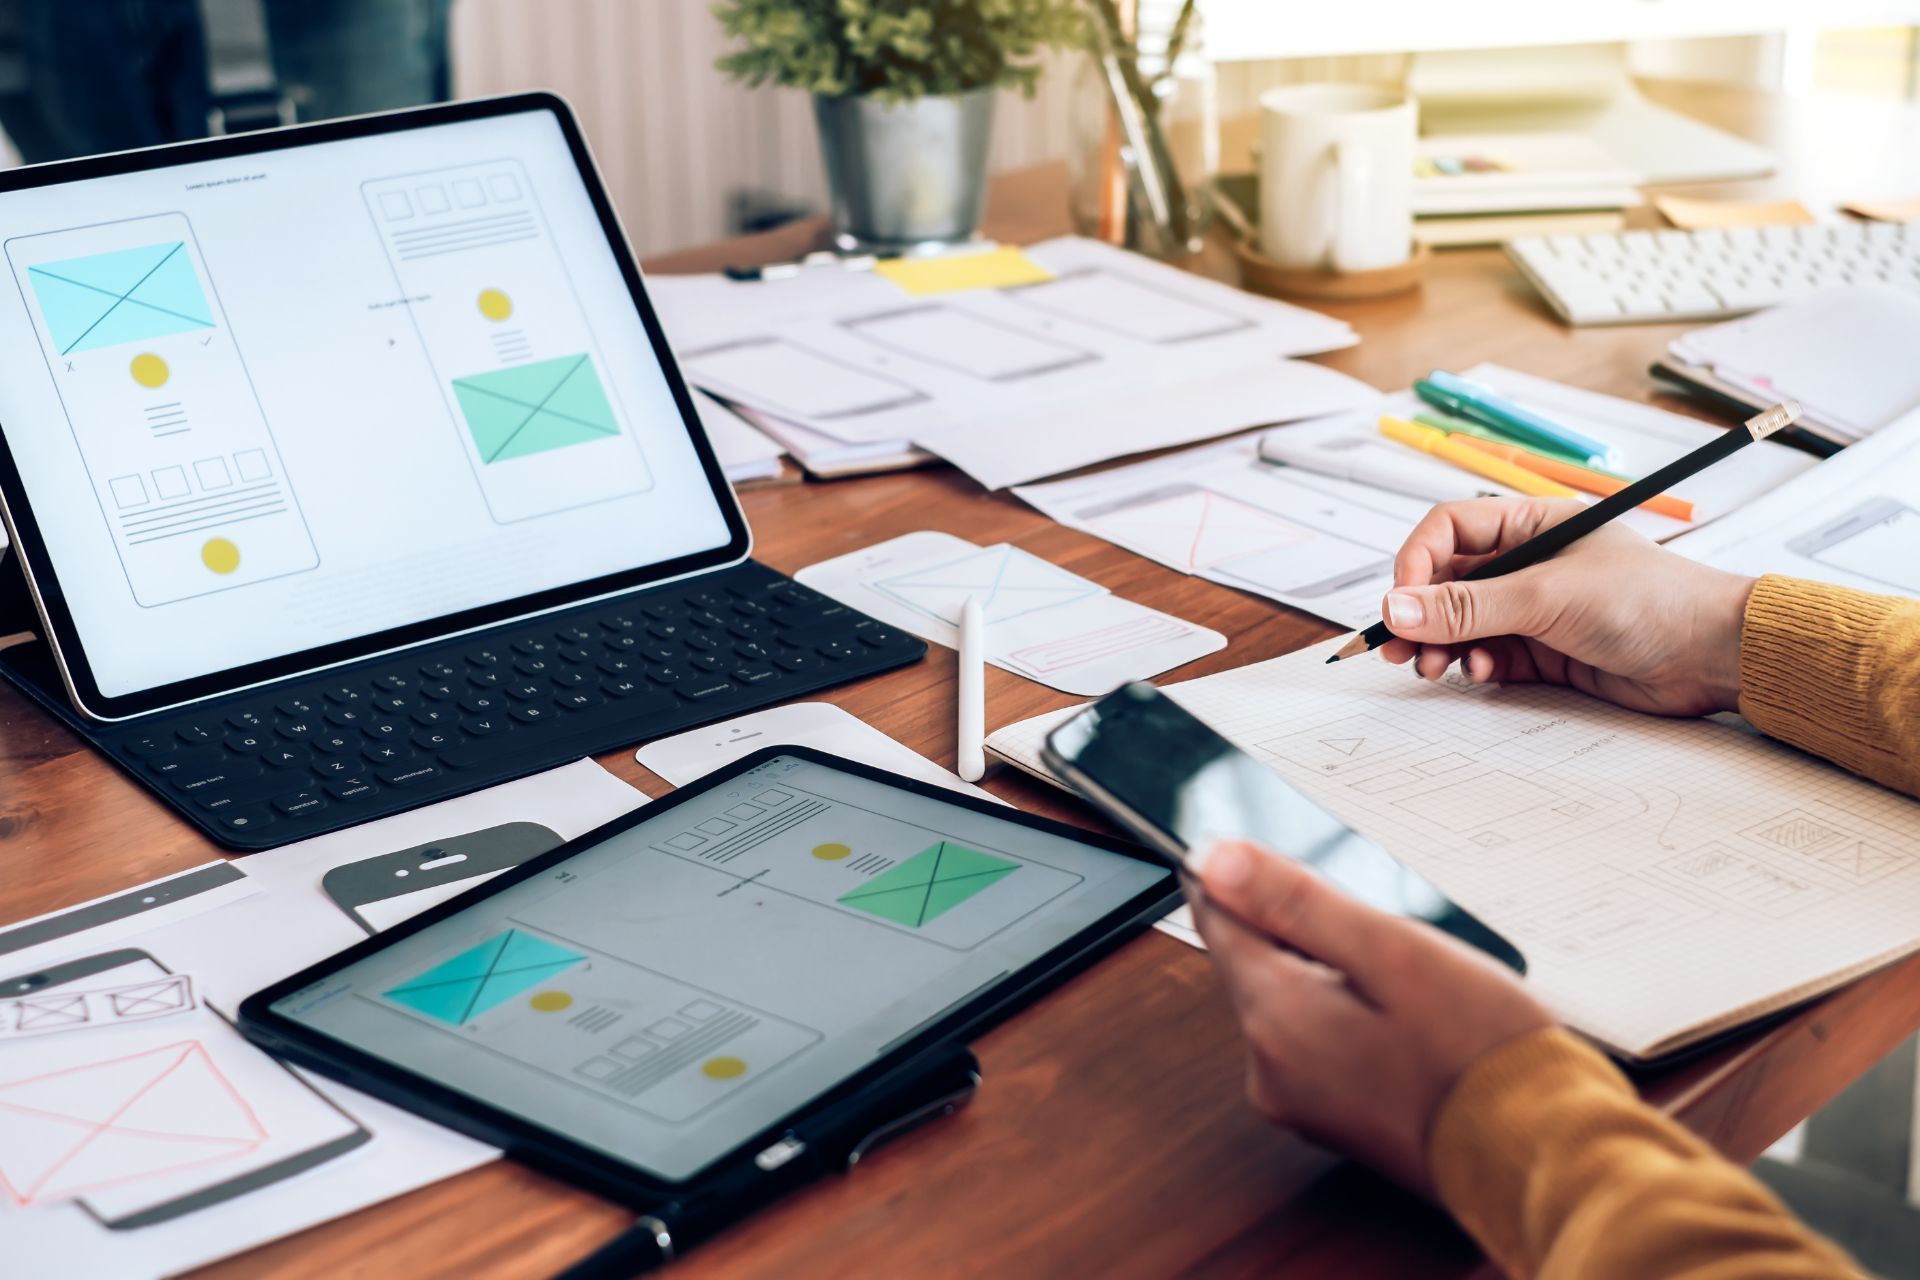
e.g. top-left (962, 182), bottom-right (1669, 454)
top-left (988, 644), bottom-right (1920, 1059)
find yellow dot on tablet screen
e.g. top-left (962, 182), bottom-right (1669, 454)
top-left (701, 1056), bottom-right (747, 1080)
top-left (130, 353), bottom-right (169, 388)
top-left (528, 991), bottom-right (573, 1012)
top-left (200, 537), bottom-right (240, 574)
top-left (477, 288), bottom-right (513, 321)
top-left (811, 842), bottom-right (851, 861)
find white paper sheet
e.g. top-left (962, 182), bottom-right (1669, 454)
top-left (1669, 406), bottom-right (1920, 596)
top-left (648, 238), bottom-right (1357, 473)
top-left (0, 761), bottom-right (646, 1278)
top-left (796, 531), bottom-right (1225, 695)
top-left (692, 388), bottom-right (785, 483)
top-left (1015, 365), bottom-right (1816, 629)
top-left (636, 701), bottom-right (998, 804)
top-left (1671, 285), bottom-right (1920, 441)
top-left (988, 641), bottom-right (1920, 1060)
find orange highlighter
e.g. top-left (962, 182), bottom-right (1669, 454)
top-left (1447, 434), bottom-right (1695, 522)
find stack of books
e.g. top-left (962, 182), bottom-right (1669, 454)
top-left (1413, 131), bottom-right (1643, 248)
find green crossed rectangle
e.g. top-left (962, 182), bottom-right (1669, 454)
top-left (836, 841), bottom-right (1018, 928)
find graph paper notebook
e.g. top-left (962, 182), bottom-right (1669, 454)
top-left (987, 642), bottom-right (1920, 1062)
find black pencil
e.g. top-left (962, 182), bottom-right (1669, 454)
top-left (1326, 401), bottom-right (1804, 664)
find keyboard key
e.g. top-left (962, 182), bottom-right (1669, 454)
top-left (774, 652), bottom-right (821, 672)
top-left (640, 601), bottom-right (682, 621)
top-left (514, 656), bottom-right (556, 677)
top-left (550, 668), bottom-right (587, 688)
top-left (438, 744), bottom-right (493, 770)
top-left (597, 655), bottom-right (638, 676)
top-left (411, 706), bottom-right (457, 727)
top-left (505, 682), bottom-right (544, 701)
top-left (555, 690), bottom-right (602, 712)
top-left (557, 645), bottom-right (592, 664)
top-left (510, 703), bottom-right (555, 724)
top-left (412, 728), bottom-right (459, 751)
top-left (686, 588), bottom-right (729, 610)
top-left (224, 731), bottom-right (271, 754)
top-left (688, 610), bottom-right (727, 630)
top-left (819, 640), bottom-right (861, 661)
top-left (601, 613), bottom-right (639, 632)
top-left (372, 693), bottom-right (417, 714)
top-left (460, 715), bottom-right (504, 736)
top-left (419, 660), bottom-right (458, 681)
top-left (324, 685), bottom-right (366, 705)
top-left (460, 692), bottom-right (507, 715)
top-left (311, 732), bottom-right (357, 753)
top-left (325, 776), bottom-right (380, 801)
top-left (512, 636), bottom-right (554, 656)
top-left (678, 680), bottom-right (733, 701)
top-left (467, 670), bottom-right (505, 689)
top-left (276, 695), bottom-right (318, 716)
top-left (858, 628), bottom-right (903, 648)
top-left (313, 757), bottom-right (359, 779)
top-left (378, 761), bottom-right (442, 786)
top-left (362, 720), bottom-right (406, 741)
top-left (603, 633), bottom-right (643, 654)
top-left (685, 631), bottom-right (720, 652)
top-left (363, 743), bottom-right (409, 766)
top-left (419, 682), bottom-right (459, 701)
top-left (373, 672), bottom-right (413, 692)
top-left (217, 806), bottom-right (275, 835)
top-left (274, 789), bottom-right (328, 816)
top-left (646, 666), bottom-right (686, 686)
top-left (226, 709), bottom-right (266, 731)
top-left (730, 599), bottom-right (769, 618)
top-left (277, 718), bottom-right (321, 740)
top-left (262, 746), bottom-right (303, 768)
top-left (601, 677), bottom-right (643, 697)
top-left (175, 722), bottom-right (218, 745)
top-left (690, 653), bottom-right (722, 672)
top-left (728, 620), bottom-right (776, 641)
top-left (555, 623), bottom-right (595, 644)
top-left (150, 746), bottom-right (222, 778)
top-left (125, 733), bottom-right (173, 758)
top-left (733, 641), bottom-right (773, 663)
top-left (732, 664), bottom-right (777, 685)
top-left (466, 645), bottom-right (508, 668)
top-left (325, 707), bottom-right (366, 727)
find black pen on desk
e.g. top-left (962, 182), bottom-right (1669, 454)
top-left (1327, 401), bottom-right (1803, 664)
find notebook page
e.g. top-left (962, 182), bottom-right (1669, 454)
top-left (987, 643), bottom-right (1920, 1058)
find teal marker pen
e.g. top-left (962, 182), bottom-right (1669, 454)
top-left (1420, 370), bottom-right (1621, 469)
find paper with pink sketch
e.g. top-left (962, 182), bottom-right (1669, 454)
top-left (796, 531), bottom-right (1224, 696)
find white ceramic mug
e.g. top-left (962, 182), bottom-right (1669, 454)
top-left (1258, 84), bottom-right (1417, 274)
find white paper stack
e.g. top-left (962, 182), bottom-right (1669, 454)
top-left (645, 237), bottom-right (1370, 489)
top-left (1667, 285), bottom-right (1920, 443)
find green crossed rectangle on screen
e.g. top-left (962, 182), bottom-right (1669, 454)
top-left (836, 841), bottom-right (1018, 928)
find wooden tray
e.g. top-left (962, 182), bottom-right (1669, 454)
top-left (1233, 238), bottom-right (1428, 301)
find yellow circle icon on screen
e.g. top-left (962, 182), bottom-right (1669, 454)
top-left (701, 1056), bottom-right (747, 1080)
top-left (130, 353), bottom-right (169, 388)
top-left (477, 288), bottom-right (513, 321)
top-left (811, 842), bottom-right (852, 861)
top-left (200, 537), bottom-right (240, 574)
top-left (528, 991), bottom-right (573, 1012)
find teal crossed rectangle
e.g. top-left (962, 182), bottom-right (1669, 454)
top-left (383, 929), bottom-right (584, 1025)
top-left (27, 241), bottom-right (215, 355)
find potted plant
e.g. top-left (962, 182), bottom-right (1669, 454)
top-left (714, 0), bottom-right (1083, 250)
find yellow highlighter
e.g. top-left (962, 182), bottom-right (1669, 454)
top-left (1378, 415), bottom-right (1580, 499)
top-left (1447, 435), bottom-right (1696, 522)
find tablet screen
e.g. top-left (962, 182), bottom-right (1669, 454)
top-left (0, 102), bottom-right (739, 709)
top-left (266, 755), bottom-right (1170, 1181)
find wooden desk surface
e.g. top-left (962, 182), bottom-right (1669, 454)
top-left (7, 79), bottom-right (1920, 1279)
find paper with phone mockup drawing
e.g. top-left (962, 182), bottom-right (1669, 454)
top-left (987, 641), bottom-right (1920, 1062)
top-left (0, 760), bottom-right (645, 1278)
top-left (1014, 364), bottom-right (1815, 629)
top-left (797, 531), bottom-right (1225, 695)
top-left (1670, 407), bottom-right (1920, 598)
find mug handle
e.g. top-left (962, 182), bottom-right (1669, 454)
top-left (1330, 139), bottom-right (1372, 275)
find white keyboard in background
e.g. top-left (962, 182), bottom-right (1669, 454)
top-left (1506, 220), bottom-right (1920, 326)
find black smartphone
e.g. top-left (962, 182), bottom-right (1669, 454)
top-left (1042, 682), bottom-right (1526, 972)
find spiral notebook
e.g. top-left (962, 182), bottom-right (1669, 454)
top-left (987, 642), bottom-right (1920, 1062)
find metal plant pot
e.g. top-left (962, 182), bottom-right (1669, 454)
top-left (813, 87), bottom-right (995, 250)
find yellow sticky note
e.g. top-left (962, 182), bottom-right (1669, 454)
top-left (1653, 194), bottom-right (1817, 230)
top-left (1843, 197), bottom-right (1920, 223)
top-left (874, 246), bottom-right (1054, 296)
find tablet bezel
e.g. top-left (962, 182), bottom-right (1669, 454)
top-left (0, 92), bottom-right (751, 722)
top-left (238, 746), bottom-right (1180, 1201)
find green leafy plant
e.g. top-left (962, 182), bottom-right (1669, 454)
top-left (713, 0), bottom-right (1085, 102)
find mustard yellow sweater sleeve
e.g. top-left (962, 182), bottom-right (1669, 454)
top-left (1430, 1029), bottom-right (1863, 1279)
top-left (1739, 574), bottom-right (1920, 799)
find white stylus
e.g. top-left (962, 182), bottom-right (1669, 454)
top-left (957, 594), bottom-right (987, 783)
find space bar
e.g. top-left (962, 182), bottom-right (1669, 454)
top-left (441, 709), bottom-right (683, 769)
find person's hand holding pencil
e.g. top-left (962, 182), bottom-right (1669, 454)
top-left (1371, 497), bottom-right (1757, 717)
